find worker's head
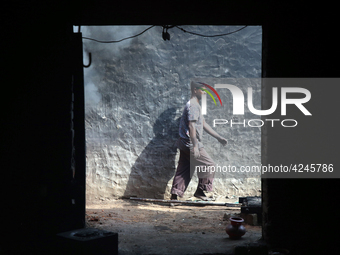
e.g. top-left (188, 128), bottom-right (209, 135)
top-left (190, 81), bottom-right (206, 100)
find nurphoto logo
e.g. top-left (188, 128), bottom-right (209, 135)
top-left (201, 83), bottom-right (312, 128)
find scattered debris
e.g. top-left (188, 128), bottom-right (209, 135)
top-left (88, 216), bottom-right (99, 221)
top-left (86, 199), bottom-right (262, 254)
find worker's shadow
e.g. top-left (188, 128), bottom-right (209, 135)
top-left (123, 107), bottom-right (180, 199)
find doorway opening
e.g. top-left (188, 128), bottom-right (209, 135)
top-left (77, 25), bottom-right (263, 254)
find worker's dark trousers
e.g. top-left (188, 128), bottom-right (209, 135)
top-left (171, 147), bottom-right (215, 198)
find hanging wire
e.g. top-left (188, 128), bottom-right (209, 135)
top-left (82, 25), bottom-right (156, 43)
top-left (175, 25), bottom-right (248, 37)
top-left (81, 25), bottom-right (248, 43)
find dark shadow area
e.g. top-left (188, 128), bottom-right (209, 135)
top-left (123, 107), bottom-right (180, 199)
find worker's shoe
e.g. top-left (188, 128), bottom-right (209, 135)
top-left (170, 194), bottom-right (178, 200)
top-left (194, 189), bottom-right (212, 201)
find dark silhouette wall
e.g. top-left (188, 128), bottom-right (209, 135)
top-left (2, 1), bottom-right (339, 255)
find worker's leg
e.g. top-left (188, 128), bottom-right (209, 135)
top-left (170, 149), bottom-right (193, 198)
top-left (193, 148), bottom-right (215, 197)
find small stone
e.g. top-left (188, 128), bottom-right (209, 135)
top-left (223, 213), bottom-right (231, 221)
top-left (202, 232), bottom-right (205, 234)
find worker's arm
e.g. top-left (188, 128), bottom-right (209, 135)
top-left (203, 119), bottom-right (228, 146)
top-left (189, 120), bottom-right (200, 158)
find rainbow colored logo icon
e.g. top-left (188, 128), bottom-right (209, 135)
top-left (197, 82), bottom-right (222, 106)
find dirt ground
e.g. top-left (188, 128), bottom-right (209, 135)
top-left (86, 197), bottom-right (262, 255)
